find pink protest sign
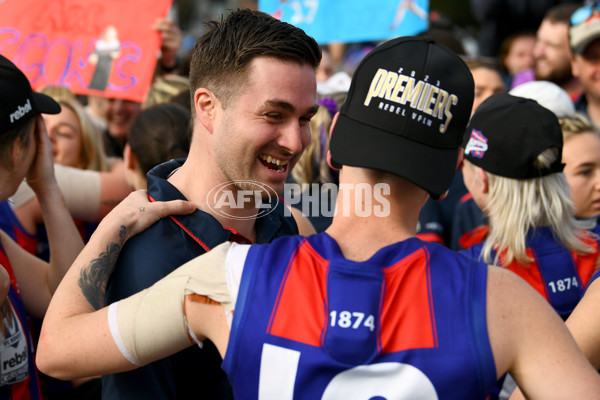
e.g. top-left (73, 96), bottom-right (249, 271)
top-left (0, 0), bottom-right (172, 102)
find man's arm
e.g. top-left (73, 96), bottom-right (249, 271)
top-left (566, 275), bottom-right (600, 370)
top-left (487, 267), bottom-right (600, 399)
top-left (36, 190), bottom-right (195, 379)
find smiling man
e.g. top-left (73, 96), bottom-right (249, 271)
top-left (100, 9), bottom-right (321, 400)
top-left (571, 2), bottom-right (600, 129)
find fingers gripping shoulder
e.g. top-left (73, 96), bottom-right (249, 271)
top-left (109, 242), bottom-right (233, 366)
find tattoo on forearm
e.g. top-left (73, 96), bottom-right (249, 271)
top-left (78, 226), bottom-right (127, 310)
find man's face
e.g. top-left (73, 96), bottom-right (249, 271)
top-left (105, 98), bottom-right (141, 142)
top-left (213, 57), bottom-right (317, 195)
top-left (471, 67), bottom-right (505, 115)
top-left (533, 20), bottom-right (573, 83)
top-left (572, 39), bottom-right (600, 101)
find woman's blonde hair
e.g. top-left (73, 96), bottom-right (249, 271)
top-left (58, 99), bottom-right (108, 172)
top-left (476, 147), bottom-right (593, 266)
top-left (559, 112), bottom-right (599, 141)
top-left (291, 104), bottom-right (334, 186)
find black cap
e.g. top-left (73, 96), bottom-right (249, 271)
top-left (329, 36), bottom-right (474, 199)
top-left (0, 55), bottom-right (61, 134)
top-left (463, 93), bottom-right (564, 179)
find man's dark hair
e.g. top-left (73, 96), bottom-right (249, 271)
top-left (129, 103), bottom-right (191, 175)
top-left (544, 3), bottom-right (580, 25)
top-left (188, 9), bottom-right (321, 115)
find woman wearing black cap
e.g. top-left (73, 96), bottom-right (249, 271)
top-left (462, 93), bottom-right (598, 321)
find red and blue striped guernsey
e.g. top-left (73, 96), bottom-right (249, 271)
top-left (223, 232), bottom-right (497, 399)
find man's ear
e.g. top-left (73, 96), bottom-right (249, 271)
top-left (477, 167), bottom-right (489, 194)
top-left (124, 143), bottom-right (136, 171)
top-left (10, 136), bottom-right (23, 170)
top-left (194, 88), bottom-right (217, 134)
top-left (434, 149), bottom-right (464, 201)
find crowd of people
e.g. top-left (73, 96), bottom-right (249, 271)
top-left (1, 2), bottom-right (600, 400)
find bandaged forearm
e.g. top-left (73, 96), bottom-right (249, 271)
top-left (107, 242), bottom-right (233, 366)
top-left (13, 165), bottom-right (101, 220)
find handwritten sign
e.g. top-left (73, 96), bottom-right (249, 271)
top-left (259, 0), bottom-right (429, 44)
top-left (0, 0), bottom-right (172, 102)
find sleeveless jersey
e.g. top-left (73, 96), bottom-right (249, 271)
top-left (464, 226), bottom-right (599, 319)
top-left (223, 233), bottom-right (497, 399)
top-left (0, 202), bottom-right (36, 256)
top-left (0, 243), bottom-right (41, 399)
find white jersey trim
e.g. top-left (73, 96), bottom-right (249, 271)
top-left (226, 243), bottom-right (251, 326)
top-left (108, 302), bottom-right (140, 366)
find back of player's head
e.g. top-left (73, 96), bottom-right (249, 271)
top-left (329, 36), bottom-right (474, 199)
top-left (463, 93), bottom-right (564, 179)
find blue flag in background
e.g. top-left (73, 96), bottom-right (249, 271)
top-left (259, 0), bottom-right (429, 44)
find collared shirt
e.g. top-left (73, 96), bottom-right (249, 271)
top-left (103, 159), bottom-right (299, 400)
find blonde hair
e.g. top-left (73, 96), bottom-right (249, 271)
top-left (559, 113), bottom-right (599, 141)
top-left (291, 105), bottom-right (334, 186)
top-left (39, 85), bottom-right (77, 103)
top-left (58, 99), bottom-right (108, 172)
top-left (143, 75), bottom-right (190, 109)
top-left (477, 148), bottom-right (592, 265)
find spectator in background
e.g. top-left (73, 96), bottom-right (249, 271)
top-left (124, 103), bottom-right (191, 191)
top-left (571, 2), bottom-right (600, 128)
top-left (470, 0), bottom-right (579, 57)
top-left (560, 113), bottom-right (600, 223)
top-left (287, 100), bottom-right (337, 232)
top-left (316, 47), bottom-right (334, 82)
top-left (142, 75), bottom-right (190, 110)
top-left (467, 58), bottom-right (506, 115)
top-left (98, 17), bottom-right (183, 159)
top-left (498, 31), bottom-right (536, 87)
top-left (511, 3), bottom-right (581, 99)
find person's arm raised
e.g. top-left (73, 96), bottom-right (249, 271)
top-left (6, 116), bottom-right (85, 317)
top-left (36, 190), bottom-right (195, 379)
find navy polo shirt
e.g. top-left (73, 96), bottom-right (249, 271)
top-left (103, 159), bottom-right (299, 400)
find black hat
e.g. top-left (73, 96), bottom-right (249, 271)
top-left (329, 36), bottom-right (474, 199)
top-left (463, 93), bottom-right (564, 179)
top-left (0, 55), bottom-right (61, 134)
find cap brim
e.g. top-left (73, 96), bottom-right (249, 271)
top-left (32, 91), bottom-right (61, 115)
top-left (330, 113), bottom-right (459, 199)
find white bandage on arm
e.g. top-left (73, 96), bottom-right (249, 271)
top-left (107, 242), bottom-right (234, 366)
top-left (11, 165), bottom-right (101, 220)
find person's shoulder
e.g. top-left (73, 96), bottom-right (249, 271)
top-left (146, 159), bottom-right (185, 182)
